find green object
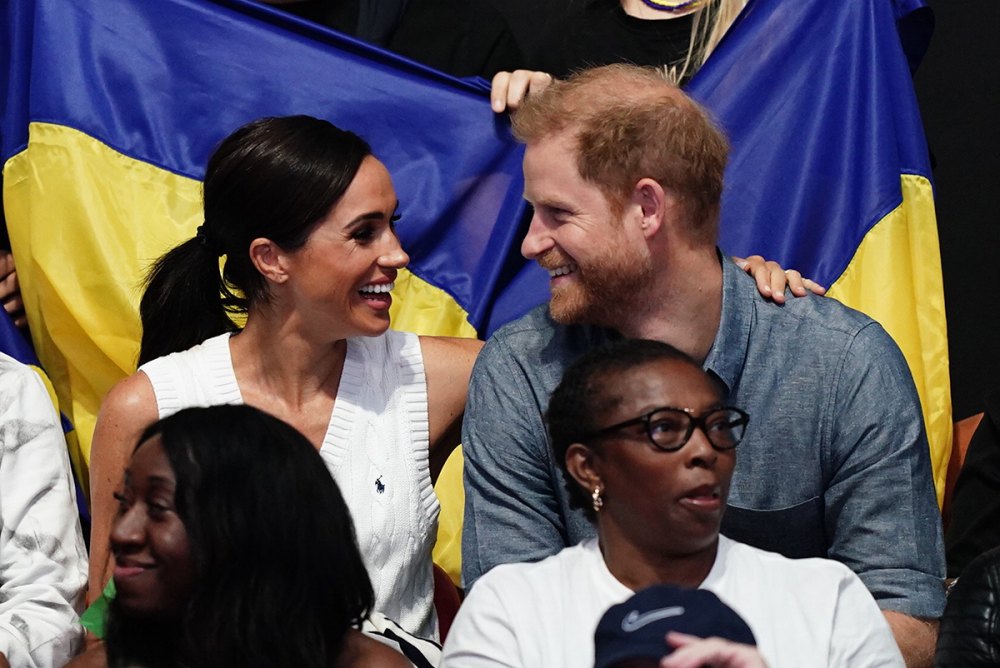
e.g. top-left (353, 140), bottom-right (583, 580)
top-left (80, 579), bottom-right (115, 638)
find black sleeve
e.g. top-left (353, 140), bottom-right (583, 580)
top-left (946, 389), bottom-right (1000, 578)
top-left (935, 546), bottom-right (1000, 667)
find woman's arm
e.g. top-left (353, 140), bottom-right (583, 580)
top-left (419, 336), bottom-right (483, 483)
top-left (87, 373), bottom-right (159, 603)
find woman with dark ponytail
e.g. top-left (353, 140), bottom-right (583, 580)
top-left (89, 116), bottom-right (480, 639)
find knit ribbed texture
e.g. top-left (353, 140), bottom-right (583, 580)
top-left (139, 331), bottom-right (439, 639)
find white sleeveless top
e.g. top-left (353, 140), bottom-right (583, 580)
top-left (139, 330), bottom-right (440, 639)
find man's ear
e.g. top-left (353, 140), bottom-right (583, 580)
top-left (565, 442), bottom-right (602, 492)
top-left (248, 237), bottom-right (290, 285)
top-left (631, 177), bottom-right (679, 240)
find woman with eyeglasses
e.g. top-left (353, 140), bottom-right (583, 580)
top-left (440, 338), bottom-right (904, 667)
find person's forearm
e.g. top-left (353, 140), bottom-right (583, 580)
top-left (883, 610), bottom-right (937, 668)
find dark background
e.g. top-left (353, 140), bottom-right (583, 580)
top-left (915, 0), bottom-right (999, 419)
top-left (497, 0), bottom-right (1000, 420)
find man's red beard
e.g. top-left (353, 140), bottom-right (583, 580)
top-left (542, 243), bottom-right (655, 328)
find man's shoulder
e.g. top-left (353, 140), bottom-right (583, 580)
top-left (756, 289), bottom-right (876, 340)
top-left (488, 303), bottom-right (555, 341)
top-left (732, 271), bottom-right (895, 358)
top-left (714, 267), bottom-right (907, 393)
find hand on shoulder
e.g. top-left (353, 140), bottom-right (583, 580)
top-left (733, 254), bottom-right (826, 304)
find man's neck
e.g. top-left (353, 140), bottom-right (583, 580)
top-left (616, 247), bottom-right (723, 365)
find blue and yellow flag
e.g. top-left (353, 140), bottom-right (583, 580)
top-left (0, 0), bottom-right (535, 462)
top-left (2, 0), bottom-right (949, 585)
top-left (688, 0), bottom-right (949, 501)
top-left (1, 0), bottom-right (536, 578)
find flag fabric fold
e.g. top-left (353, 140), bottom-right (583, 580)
top-left (689, 0), bottom-right (949, 500)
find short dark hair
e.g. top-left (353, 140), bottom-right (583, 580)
top-left (512, 64), bottom-right (728, 243)
top-left (139, 116), bottom-right (372, 364)
top-left (546, 339), bottom-right (723, 521)
top-left (105, 404), bottom-right (373, 667)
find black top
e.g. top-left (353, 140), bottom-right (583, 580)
top-left (946, 388), bottom-right (1000, 578)
top-left (935, 545), bottom-right (1000, 667)
top-left (273, 0), bottom-right (523, 79)
top-left (529, 0), bottom-right (696, 79)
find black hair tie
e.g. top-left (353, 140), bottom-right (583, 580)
top-left (195, 224), bottom-right (223, 257)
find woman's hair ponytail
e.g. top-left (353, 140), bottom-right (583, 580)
top-left (138, 236), bottom-right (238, 365)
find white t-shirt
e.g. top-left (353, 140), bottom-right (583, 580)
top-left (441, 536), bottom-right (904, 668)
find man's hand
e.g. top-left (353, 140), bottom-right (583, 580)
top-left (883, 610), bottom-right (937, 668)
top-left (491, 70), bottom-right (554, 112)
top-left (660, 632), bottom-right (768, 668)
top-left (734, 254), bottom-right (827, 305)
top-left (0, 250), bottom-right (26, 328)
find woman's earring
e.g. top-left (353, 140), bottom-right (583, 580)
top-left (592, 487), bottom-right (604, 513)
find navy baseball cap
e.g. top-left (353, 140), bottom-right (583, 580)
top-left (594, 585), bottom-right (756, 668)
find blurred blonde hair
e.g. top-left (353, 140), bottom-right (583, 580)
top-left (666, 0), bottom-right (746, 83)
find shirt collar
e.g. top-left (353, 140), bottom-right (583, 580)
top-left (702, 252), bottom-right (753, 394)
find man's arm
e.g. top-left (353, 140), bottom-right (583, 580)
top-left (461, 333), bottom-right (570, 589)
top-left (0, 358), bottom-right (88, 667)
top-left (883, 611), bottom-right (937, 668)
top-left (825, 322), bottom-right (945, 667)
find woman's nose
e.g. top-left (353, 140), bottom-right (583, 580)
top-left (110, 504), bottom-right (146, 549)
top-left (380, 235), bottom-right (409, 269)
top-left (685, 427), bottom-right (718, 467)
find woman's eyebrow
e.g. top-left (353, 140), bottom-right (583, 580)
top-left (145, 475), bottom-right (177, 490)
top-left (345, 200), bottom-right (401, 228)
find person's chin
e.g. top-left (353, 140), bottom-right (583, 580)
top-left (352, 314), bottom-right (392, 339)
top-left (115, 590), bottom-right (162, 619)
top-left (548, 288), bottom-right (591, 325)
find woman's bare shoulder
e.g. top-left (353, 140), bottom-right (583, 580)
top-left (336, 630), bottom-right (413, 668)
top-left (95, 371), bottom-right (158, 439)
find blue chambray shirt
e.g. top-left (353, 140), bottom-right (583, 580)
top-left (462, 254), bottom-right (945, 618)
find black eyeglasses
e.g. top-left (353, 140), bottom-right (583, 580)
top-left (580, 406), bottom-right (749, 453)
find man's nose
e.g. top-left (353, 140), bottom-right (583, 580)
top-left (520, 210), bottom-right (553, 260)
